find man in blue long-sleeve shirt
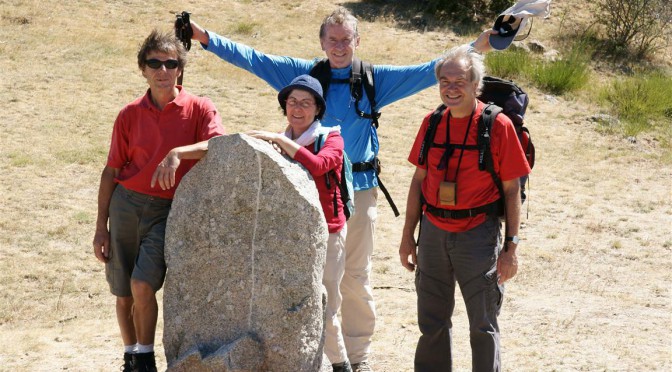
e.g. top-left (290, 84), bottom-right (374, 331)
top-left (187, 7), bottom-right (494, 372)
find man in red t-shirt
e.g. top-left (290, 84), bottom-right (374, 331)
top-left (399, 45), bottom-right (530, 371)
top-left (92, 30), bottom-right (225, 371)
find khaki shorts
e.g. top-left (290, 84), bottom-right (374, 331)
top-left (106, 185), bottom-right (172, 297)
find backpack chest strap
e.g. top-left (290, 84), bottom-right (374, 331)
top-left (330, 78), bottom-right (350, 84)
top-left (430, 143), bottom-right (479, 150)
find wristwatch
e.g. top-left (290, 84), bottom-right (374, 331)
top-left (505, 236), bottom-right (520, 245)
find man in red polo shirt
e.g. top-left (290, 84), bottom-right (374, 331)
top-left (399, 45), bottom-right (530, 371)
top-left (92, 30), bottom-right (225, 372)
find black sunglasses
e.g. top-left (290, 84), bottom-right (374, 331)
top-left (145, 59), bottom-right (179, 69)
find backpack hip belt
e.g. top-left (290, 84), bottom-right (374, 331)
top-left (422, 194), bottom-right (502, 219)
top-left (351, 159), bottom-right (377, 172)
top-left (351, 157), bottom-right (400, 217)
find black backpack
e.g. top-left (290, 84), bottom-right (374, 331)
top-left (309, 57), bottom-right (380, 128)
top-left (479, 76), bottom-right (535, 176)
top-left (418, 76), bottom-right (535, 208)
top-left (309, 58), bottom-right (401, 217)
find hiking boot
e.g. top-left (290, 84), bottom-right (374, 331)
top-left (332, 361), bottom-right (353, 372)
top-left (133, 352), bottom-right (157, 372)
top-left (352, 361), bottom-right (373, 372)
top-left (120, 353), bottom-right (134, 372)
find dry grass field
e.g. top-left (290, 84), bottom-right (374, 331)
top-left (0, 0), bottom-right (670, 371)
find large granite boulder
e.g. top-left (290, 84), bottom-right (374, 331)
top-left (163, 134), bottom-right (328, 372)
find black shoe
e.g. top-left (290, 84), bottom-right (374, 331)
top-left (333, 361), bottom-right (353, 372)
top-left (121, 353), bottom-right (134, 372)
top-left (133, 352), bottom-right (157, 372)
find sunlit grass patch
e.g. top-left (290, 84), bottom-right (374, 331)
top-left (54, 146), bottom-right (106, 166)
top-left (529, 47), bottom-right (591, 95)
top-left (485, 47), bottom-right (533, 79)
top-left (598, 73), bottom-right (672, 137)
top-left (8, 152), bottom-right (32, 167)
top-left (73, 211), bottom-right (93, 225)
top-left (230, 21), bottom-right (259, 36)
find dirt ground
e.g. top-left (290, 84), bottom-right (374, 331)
top-left (0, 0), bottom-right (670, 371)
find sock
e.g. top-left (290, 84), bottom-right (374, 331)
top-left (137, 343), bottom-right (154, 354)
top-left (124, 343), bottom-right (138, 354)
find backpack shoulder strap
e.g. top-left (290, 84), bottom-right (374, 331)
top-left (361, 61), bottom-right (376, 108)
top-left (313, 133), bottom-right (334, 191)
top-left (478, 104), bottom-right (502, 169)
top-left (314, 133), bottom-right (326, 152)
top-left (350, 57), bottom-right (362, 96)
top-left (309, 59), bottom-right (332, 100)
top-left (478, 104), bottom-right (504, 197)
top-left (362, 60), bottom-right (380, 128)
top-left (314, 132), bottom-right (344, 218)
top-left (418, 104), bottom-right (447, 166)
top-left (350, 58), bottom-right (381, 128)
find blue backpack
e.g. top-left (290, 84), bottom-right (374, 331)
top-left (314, 134), bottom-right (355, 220)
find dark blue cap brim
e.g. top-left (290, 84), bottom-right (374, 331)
top-left (489, 34), bottom-right (517, 50)
top-left (489, 14), bottom-right (525, 50)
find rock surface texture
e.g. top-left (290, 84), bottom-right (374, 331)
top-left (163, 134), bottom-right (328, 372)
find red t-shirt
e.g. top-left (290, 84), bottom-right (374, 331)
top-left (294, 132), bottom-right (346, 234)
top-left (107, 87), bottom-right (225, 199)
top-left (408, 101), bottom-right (531, 232)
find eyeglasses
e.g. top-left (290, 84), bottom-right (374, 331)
top-left (145, 59), bottom-right (179, 69)
top-left (286, 98), bottom-right (316, 109)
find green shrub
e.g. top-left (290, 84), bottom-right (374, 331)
top-left (529, 47), bottom-right (590, 95)
top-left (597, 0), bottom-right (672, 59)
top-left (599, 73), bottom-right (672, 137)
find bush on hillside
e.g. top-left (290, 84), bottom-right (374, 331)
top-left (597, 0), bottom-right (672, 59)
top-left (419, 0), bottom-right (515, 20)
top-left (529, 46), bottom-right (591, 95)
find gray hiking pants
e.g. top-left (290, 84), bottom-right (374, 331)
top-left (414, 215), bottom-right (504, 372)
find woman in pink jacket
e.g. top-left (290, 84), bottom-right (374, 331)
top-left (248, 75), bottom-right (352, 372)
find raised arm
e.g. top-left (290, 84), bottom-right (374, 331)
top-left (189, 21), bottom-right (210, 46)
top-left (472, 28), bottom-right (496, 53)
top-left (186, 18), bottom-right (312, 91)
